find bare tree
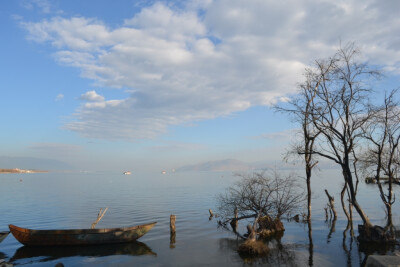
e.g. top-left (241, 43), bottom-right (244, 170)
top-left (361, 89), bottom-right (400, 229)
top-left (299, 43), bottom-right (381, 227)
top-left (275, 67), bottom-right (327, 221)
top-left (217, 172), bottom-right (304, 229)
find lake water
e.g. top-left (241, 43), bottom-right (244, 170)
top-left (0, 170), bottom-right (399, 266)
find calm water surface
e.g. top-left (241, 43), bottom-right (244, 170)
top-left (0, 170), bottom-right (399, 266)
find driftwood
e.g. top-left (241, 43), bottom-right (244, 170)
top-left (91, 208), bottom-right (108, 229)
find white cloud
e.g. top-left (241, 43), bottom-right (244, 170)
top-left (21, 0), bottom-right (400, 140)
top-left (55, 93), bottom-right (64, 101)
top-left (80, 91), bottom-right (105, 102)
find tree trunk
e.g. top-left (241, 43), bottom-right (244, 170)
top-left (307, 221), bottom-right (313, 266)
top-left (306, 166), bottom-right (312, 221)
top-left (342, 165), bottom-right (372, 227)
top-left (340, 182), bottom-right (351, 222)
top-left (230, 207), bottom-right (238, 232)
top-left (385, 203), bottom-right (393, 229)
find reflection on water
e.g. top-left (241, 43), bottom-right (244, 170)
top-left (10, 241), bottom-right (156, 263)
top-left (218, 236), bottom-right (305, 266)
top-left (0, 251), bottom-right (7, 260)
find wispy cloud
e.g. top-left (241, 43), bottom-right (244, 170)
top-left (55, 93), bottom-right (64, 101)
top-left (29, 142), bottom-right (83, 156)
top-left (21, 0), bottom-right (52, 13)
top-left (21, 0), bottom-right (400, 141)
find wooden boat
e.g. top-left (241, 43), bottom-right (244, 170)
top-left (0, 231), bottom-right (10, 243)
top-left (9, 222), bottom-right (156, 246)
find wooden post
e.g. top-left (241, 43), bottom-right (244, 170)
top-left (170, 215), bottom-right (176, 234)
top-left (170, 215), bottom-right (176, 248)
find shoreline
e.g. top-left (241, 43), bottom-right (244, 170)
top-left (0, 168), bottom-right (48, 174)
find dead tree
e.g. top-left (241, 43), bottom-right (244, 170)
top-left (275, 68), bottom-right (325, 221)
top-left (301, 43), bottom-right (381, 228)
top-left (217, 172), bottom-right (304, 236)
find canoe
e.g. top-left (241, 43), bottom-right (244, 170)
top-left (9, 222), bottom-right (156, 246)
top-left (0, 231), bottom-right (10, 243)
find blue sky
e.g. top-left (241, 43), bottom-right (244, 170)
top-left (1, 0), bottom-right (400, 171)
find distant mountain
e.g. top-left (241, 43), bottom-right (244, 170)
top-left (177, 159), bottom-right (252, 172)
top-left (0, 156), bottom-right (73, 171)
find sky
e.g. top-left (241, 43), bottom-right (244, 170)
top-left (1, 0), bottom-right (400, 172)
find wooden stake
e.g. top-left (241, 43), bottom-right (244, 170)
top-left (91, 208), bottom-right (108, 229)
top-left (170, 215), bottom-right (176, 234)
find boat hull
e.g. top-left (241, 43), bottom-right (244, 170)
top-left (9, 222), bottom-right (156, 246)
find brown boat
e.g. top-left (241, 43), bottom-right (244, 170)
top-left (9, 222), bottom-right (156, 246)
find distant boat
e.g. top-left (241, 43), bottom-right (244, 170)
top-left (123, 171), bottom-right (132, 175)
top-left (161, 171), bottom-right (166, 174)
top-left (9, 222), bottom-right (156, 246)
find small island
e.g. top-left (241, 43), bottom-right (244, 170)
top-left (0, 168), bottom-right (48, 174)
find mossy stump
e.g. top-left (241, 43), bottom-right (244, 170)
top-left (238, 240), bottom-right (269, 257)
top-left (258, 216), bottom-right (285, 239)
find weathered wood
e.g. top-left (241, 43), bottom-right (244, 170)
top-left (324, 189), bottom-right (337, 219)
top-left (208, 209), bottom-right (213, 219)
top-left (91, 208), bottom-right (108, 229)
top-left (9, 222), bottom-right (157, 246)
top-left (170, 215), bottom-right (176, 234)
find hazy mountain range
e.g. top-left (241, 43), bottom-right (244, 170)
top-left (177, 158), bottom-right (338, 172)
top-left (177, 159), bottom-right (253, 172)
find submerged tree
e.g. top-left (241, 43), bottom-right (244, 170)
top-left (297, 43), bottom-right (380, 228)
top-left (279, 42), bottom-right (400, 242)
top-left (217, 171), bottom-right (304, 232)
top-left (275, 64), bottom-right (330, 221)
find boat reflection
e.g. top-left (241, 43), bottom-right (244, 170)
top-left (0, 251), bottom-right (7, 260)
top-left (11, 241), bottom-right (156, 263)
